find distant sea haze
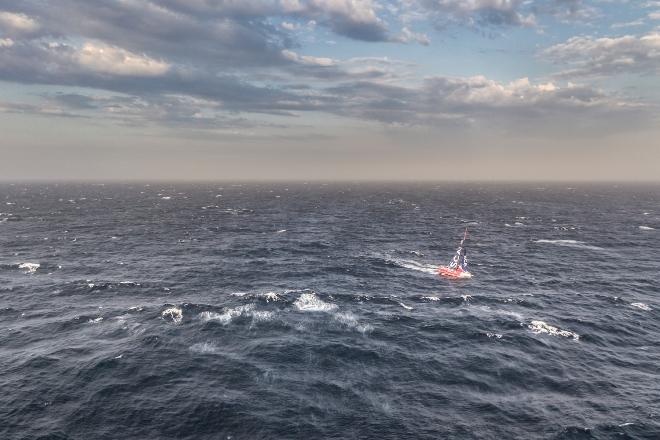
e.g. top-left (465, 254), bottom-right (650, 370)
top-left (1, 183), bottom-right (658, 439)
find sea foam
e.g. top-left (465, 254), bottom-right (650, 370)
top-left (630, 302), bottom-right (651, 311)
top-left (162, 307), bottom-right (183, 324)
top-left (390, 258), bottom-right (437, 275)
top-left (528, 320), bottom-right (579, 340)
top-left (294, 293), bottom-right (337, 312)
top-left (534, 239), bottom-right (604, 251)
top-left (18, 262), bottom-right (40, 273)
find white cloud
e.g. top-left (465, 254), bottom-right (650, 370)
top-left (0, 38), bottom-right (14, 47)
top-left (611, 19), bottom-right (645, 29)
top-left (281, 21), bottom-right (299, 30)
top-left (649, 11), bottom-right (660, 20)
top-left (543, 32), bottom-right (660, 78)
top-left (76, 41), bottom-right (171, 77)
top-left (396, 27), bottom-right (431, 45)
top-left (0, 11), bottom-right (39, 33)
top-left (282, 49), bottom-right (335, 66)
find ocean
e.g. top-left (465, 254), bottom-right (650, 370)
top-left (1, 183), bottom-right (658, 439)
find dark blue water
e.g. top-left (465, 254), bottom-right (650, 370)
top-left (1, 183), bottom-right (659, 439)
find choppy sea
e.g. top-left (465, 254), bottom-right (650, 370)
top-left (1, 183), bottom-right (658, 439)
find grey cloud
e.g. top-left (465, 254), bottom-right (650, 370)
top-left (414, 0), bottom-right (535, 29)
top-left (323, 76), bottom-right (648, 135)
top-left (412, 0), bottom-right (599, 30)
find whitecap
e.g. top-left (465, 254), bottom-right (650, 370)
top-left (251, 310), bottom-right (275, 322)
top-left (638, 226), bottom-right (654, 230)
top-left (88, 317), bottom-right (103, 324)
top-left (18, 262), bottom-right (40, 273)
top-left (199, 304), bottom-right (272, 325)
top-left (630, 302), bottom-right (651, 311)
top-left (396, 301), bottom-right (413, 310)
top-left (161, 196), bottom-right (171, 200)
top-left (534, 239), bottom-right (604, 251)
top-left (162, 307), bottom-right (183, 324)
top-left (262, 292), bottom-right (280, 302)
top-left (231, 291), bottom-right (281, 302)
top-left (462, 294), bottom-right (472, 303)
top-left (486, 332), bottom-right (502, 339)
top-left (389, 258), bottom-right (437, 275)
top-left (294, 293), bottom-right (337, 312)
top-left (422, 296), bottom-right (441, 301)
top-left (333, 312), bottom-right (373, 333)
top-left (276, 229), bottom-right (287, 233)
top-left (189, 342), bottom-right (219, 354)
top-left (528, 320), bottom-right (579, 341)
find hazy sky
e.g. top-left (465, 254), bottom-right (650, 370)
top-left (0, 0), bottom-right (659, 181)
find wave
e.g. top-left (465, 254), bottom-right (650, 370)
top-left (528, 320), bottom-right (579, 340)
top-left (332, 312), bottom-right (373, 334)
top-left (294, 293), bottom-right (337, 312)
top-left (389, 258), bottom-right (437, 275)
top-left (534, 239), bottom-right (604, 251)
top-left (189, 342), bottom-right (219, 354)
top-left (630, 302), bottom-right (651, 311)
top-left (638, 226), bottom-right (655, 230)
top-left (199, 304), bottom-right (274, 325)
top-left (395, 300), bottom-right (413, 310)
top-left (232, 291), bottom-right (282, 302)
top-left (162, 307), bottom-right (183, 324)
top-left (18, 262), bottom-right (40, 273)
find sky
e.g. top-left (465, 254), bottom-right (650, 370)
top-left (0, 0), bottom-right (659, 181)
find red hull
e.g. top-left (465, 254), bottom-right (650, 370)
top-left (437, 266), bottom-right (472, 279)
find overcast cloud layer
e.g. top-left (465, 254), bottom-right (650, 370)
top-left (0, 0), bottom-right (659, 180)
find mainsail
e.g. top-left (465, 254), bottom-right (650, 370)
top-left (447, 228), bottom-right (468, 271)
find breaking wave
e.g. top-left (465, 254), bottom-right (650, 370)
top-left (18, 262), bottom-right (40, 273)
top-left (534, 239), bottom-right (604, 251)
top-left (630, 302), bottom-right (651, 311)
top-left (389, 258), bottom-right (437, 275)
top-left (528, 320), bottom-right (579, 341)
top-left (294, 292), bottom-right (337, 312)
top-left (162, 307), bottom-right (183, 324)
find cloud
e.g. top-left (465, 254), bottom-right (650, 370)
top-left (324, 75), bottom-right (645, 134)
top-left (532, 0), bottom-right (598, 22)
top-left (283, 0), bottom-right (390, 41)
top-left (282, 49), bottom-right (336, 66)
top-left (0, 0), bottom-right (655, 140)
top-left (543, 32), bottom-right (660, 78)
top-left (0, 10), bottom-right (39, 35)
top-left (77, 41), bottom-right (171, 77)
top-left (411, 0), bottom-right (537, 28)
top-left (408, 0), bottom-right (603, 30)
top-left (395, 27), bottom-right (431, 45)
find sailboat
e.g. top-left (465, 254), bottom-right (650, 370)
top-left (438, 228), bottom-right (472, 279)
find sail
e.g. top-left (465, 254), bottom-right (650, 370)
top-left (448, 228), bottom-right (468, 270)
